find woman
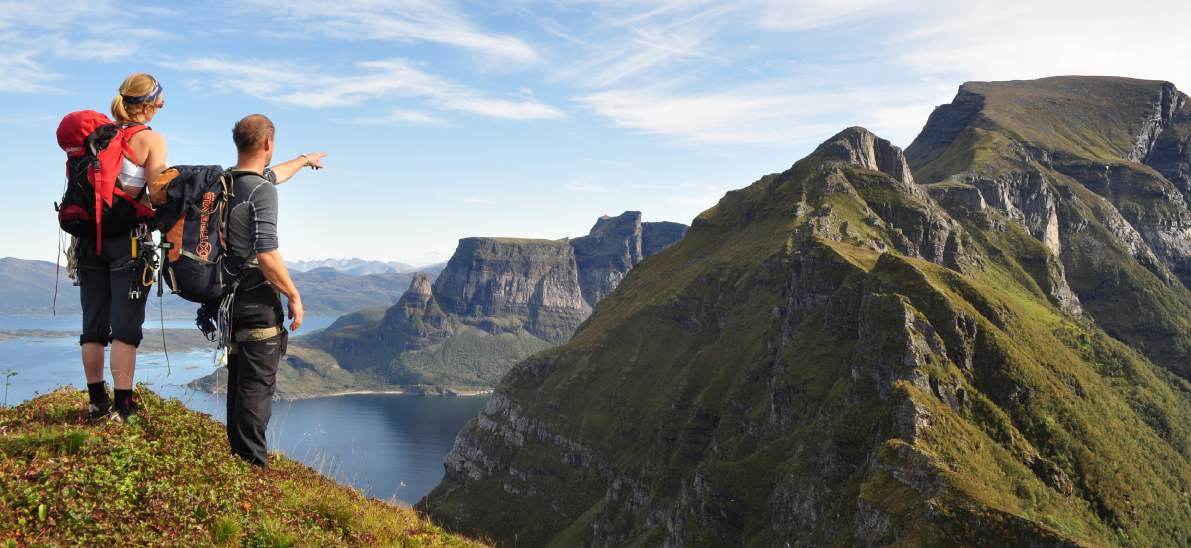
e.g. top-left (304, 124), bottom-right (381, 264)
top-left (79, 72), bottom-right (168, 420)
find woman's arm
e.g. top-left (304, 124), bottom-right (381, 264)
top-left (130, 131), bottom-right (167, 203)
top-left (137, 131), bottom-right (168, 178)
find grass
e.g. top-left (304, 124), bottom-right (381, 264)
top-left (0, 387), bottom-right (485, 547)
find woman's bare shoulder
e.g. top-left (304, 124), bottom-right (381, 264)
top-left (128, 127), bottom-right (167, 152)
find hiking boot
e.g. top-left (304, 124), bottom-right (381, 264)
top-left (87, 400), bottom-right (112, 420)
top-left (86, 381), bottom-right (111, 420)
top-left (114, 390), bottom-right (139, 421)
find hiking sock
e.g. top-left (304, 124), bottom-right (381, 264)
top-left (114, 389), bottom-right (136, 416)
top-left (87, 382), bottom-right (110, 405)
top-left (87, 382), bottom-right (111, 416)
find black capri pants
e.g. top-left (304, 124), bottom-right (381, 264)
top-left (76, 235), bottom-right (149, 347)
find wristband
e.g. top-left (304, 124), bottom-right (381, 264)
top-left (300, 153), bottom-right (312, 167)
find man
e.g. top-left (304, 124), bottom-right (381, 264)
top-left (224, 113), bottom-right (326, 467)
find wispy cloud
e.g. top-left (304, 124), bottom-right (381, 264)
top-left (576, 83), bottom-right (936, 147)
top-left (178, 57), bottom-right (564, 120)
top-left (0, 48), bottom-right (59, 93)
top-left (556, 0), bottom-right (1191, 148)
top-left (371, 109), bottom-right (449, 126)
top-left (0, 0), bottom-right (170, 93)
top-left (565, 181), bottom-right (608, 193)
top-left (246, 0), bottom-right (540, 63)
top-left (550, 1), bottom-right (732, 88)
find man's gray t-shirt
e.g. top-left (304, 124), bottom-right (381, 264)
top-left (227, 168), bottom-right (278, 267)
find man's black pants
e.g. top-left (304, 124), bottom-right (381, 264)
top-left (226, 282), bottom-right (287, 468)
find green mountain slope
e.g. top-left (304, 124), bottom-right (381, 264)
top-left (0, 388), bottom-right (483, 546)
top-left (418, 80), bottom-right (1191, 547)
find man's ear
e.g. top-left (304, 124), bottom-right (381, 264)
top-left (265, 136), bottom-right (275, 153)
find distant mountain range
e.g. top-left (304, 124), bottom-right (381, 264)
top-left (0, 257), bottom-right (433, 317)
top-left (286, 258), bottom-right (440, 276)
top-left (190, 211), bottom-right (689, 397)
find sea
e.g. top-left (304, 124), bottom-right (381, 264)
top-left (0, 314), bottom-right (489, 505)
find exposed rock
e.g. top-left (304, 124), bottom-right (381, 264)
top-left (432, 237), bottom-right (590, 341)
top-left (571, 211), bottom-right (688, 307)
top-left (815, 126), bottom-right (916, 185)
top-left (571, 212), bottom-right (644, 308)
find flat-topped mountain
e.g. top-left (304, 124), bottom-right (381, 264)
top-left (190, 212), bottom-right (688, 397)
top-left (418, 77), bottom-right (1191, 546)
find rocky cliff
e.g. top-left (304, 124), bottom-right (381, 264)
top-left (418, 77), bottom-right (1191, 546)
top-left (572, 211), bottom-right (689, 307)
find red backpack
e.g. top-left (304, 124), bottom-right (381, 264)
top-left (55, 110), bottom-right (156, 252)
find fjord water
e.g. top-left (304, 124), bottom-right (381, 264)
top-left (0, 315), bottom-right (489, 504)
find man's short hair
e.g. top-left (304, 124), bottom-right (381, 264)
top-left (233, 114), bottom-right (275, 153)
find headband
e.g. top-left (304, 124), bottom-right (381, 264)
top-left (122, 81), bottom-right (163, 105)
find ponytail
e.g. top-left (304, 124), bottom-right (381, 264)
top-left (111, 94), bottom-right (131, 123)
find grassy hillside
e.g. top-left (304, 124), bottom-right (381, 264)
top-left (0, 388), bottom-right (484, 546)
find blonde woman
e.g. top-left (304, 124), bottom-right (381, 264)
top-left (78, 73), bottom-right (168, 420)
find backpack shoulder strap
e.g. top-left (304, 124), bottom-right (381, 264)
top-left (119, 124), bottom-right (151, 165)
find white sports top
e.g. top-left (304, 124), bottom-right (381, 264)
top-left (118, 156), bottom-right (146, 190)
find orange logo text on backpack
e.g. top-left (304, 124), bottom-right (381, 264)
top-left (196, 191), bottom-right (215, 261)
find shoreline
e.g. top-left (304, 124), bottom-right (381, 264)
top-left (282, 389), bottom-right (494, 400)
top-left (195, 386), bottom-right (495, 401)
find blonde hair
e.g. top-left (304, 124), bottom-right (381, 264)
top-left (111, 73), bottom-right (161, 124)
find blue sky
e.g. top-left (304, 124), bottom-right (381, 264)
top-left (3, 0), bottom-right (1189, 265)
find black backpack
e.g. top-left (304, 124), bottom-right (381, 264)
top-left (147, 165), bottom-right (233, 304)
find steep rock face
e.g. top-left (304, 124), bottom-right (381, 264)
top-left (571, 212), bottom-right (689, 307)
top-left (420, 117), bottom-right (1191, 546)
top-left (432, 237), bottom-right (590, 342)
top-left (378, 272), bottom-right (452, 351)
top-left (908, 76), bottom-right (1191, 376)
top-left (571, 212), bottom-right (644, 308)
top-left (815, 126), bottom-right (916, 185)
top-left (642, 221), bottom-right (689, 256)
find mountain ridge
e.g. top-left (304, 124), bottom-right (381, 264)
top-left (418, 76), bottom-right (1191, 546)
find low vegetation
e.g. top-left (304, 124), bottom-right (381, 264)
top-left (0, 387), bottom-right (484, 546)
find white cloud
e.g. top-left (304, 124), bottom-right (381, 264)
top-left (565, 182), bottom-right (608, 192)
top-left (754, 0), bottom-right (908, 31)
top-left (177, 57), bottom-right (564, 120)
top-left (53, 39), bottom-right (138, 62)
top-left (379, 109), bottom-right (448, 126)
top-left (890, 0), bottom-right (1191, 90)
top-left (247, 0), bottom-right (540, 63)
top-left (577, 83), bottom-right (936, 147)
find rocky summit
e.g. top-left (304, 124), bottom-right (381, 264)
top-left (418, 77), bottom-right (1191, 546)
top-left (190, 212), bottom-right (687, 397)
